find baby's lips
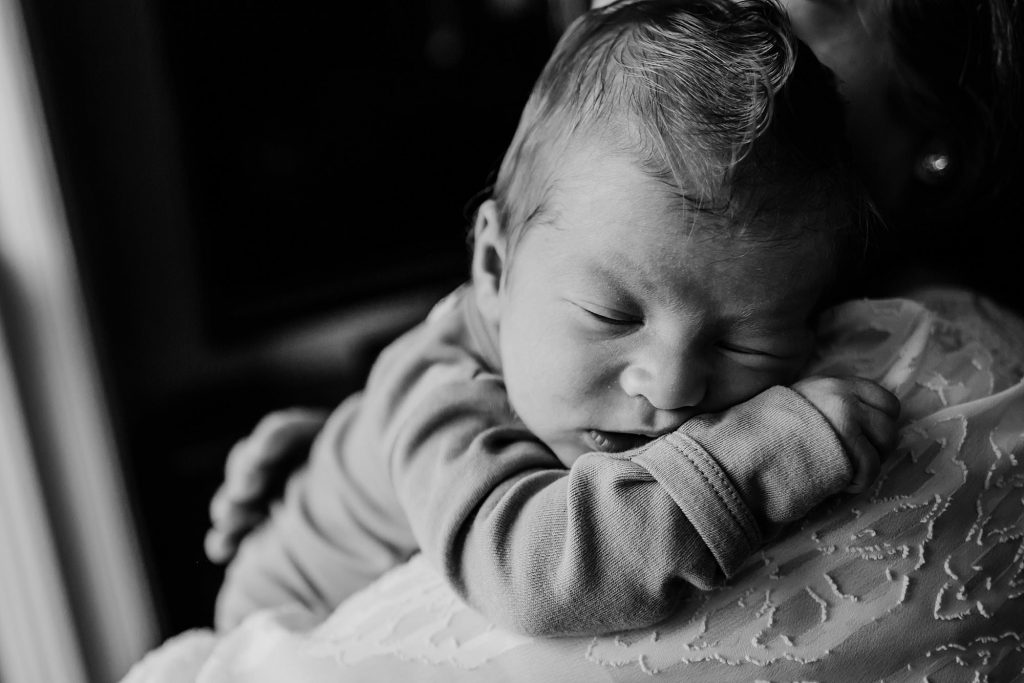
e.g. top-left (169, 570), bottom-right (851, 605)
top-left (586, 429), bottom-right (652, 453)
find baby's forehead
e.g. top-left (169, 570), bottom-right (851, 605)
top-left (534, 139), bottom-right (839, 264)
top-left (558, 208), bottom-right (831, 281)
top-left (634, 180), bottom-right (839, 250)
top-left (565, 139), bottom-right (842, 232)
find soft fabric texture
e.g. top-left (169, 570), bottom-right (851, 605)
top-left (215, 284), bottom-right (849, 636)
top-left (122, 289), bottom-right (1024, 682)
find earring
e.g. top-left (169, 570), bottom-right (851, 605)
top-left (917, 153), bottom-right (951, 179)
top-left (915, 138), bottom-right (952, 184)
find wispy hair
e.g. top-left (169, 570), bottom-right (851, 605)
top-left (491, 0), bottom-right (873, 265)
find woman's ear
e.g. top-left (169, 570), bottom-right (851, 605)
top-left (471, 199), bottom-right (507, 326)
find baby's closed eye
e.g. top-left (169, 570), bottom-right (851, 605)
top-left (715, 338), bottom-right (808, 369)
top-left (572, 300), bottom-right (642, 328)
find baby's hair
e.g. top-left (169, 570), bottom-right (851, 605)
top-left (490, 0), bottom-right (873, 269)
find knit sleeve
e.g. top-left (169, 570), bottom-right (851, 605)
top-left (635, 386), bottom-right (849, 575)
top-left (388, 379), bottom-right (851, 636)
top-left (214, 396), bottom-right (419, 631)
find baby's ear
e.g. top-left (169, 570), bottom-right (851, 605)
top-left (471, 199), bottom-right (507, 326)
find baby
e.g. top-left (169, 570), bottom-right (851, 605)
top-left (212, 0), bottom-right (898, 636)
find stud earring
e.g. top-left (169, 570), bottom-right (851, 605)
top-left (918, 153), bottom-right (950, 177)
top-left (915, 138), bottom-right (952, 184)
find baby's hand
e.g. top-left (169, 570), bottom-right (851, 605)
top-left (204, 408), bottom-right (329, 564)
top-left (791, 377), bottom-right (900, 493)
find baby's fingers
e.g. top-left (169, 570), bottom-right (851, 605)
top-left (845, 403), bottom-right (898, 493)
top-left (845, 431), bottom-right (882, 493)
top-left (850, 380), bottom-right (901, 419)
top-left (857, 400), bottom-right (900, 456)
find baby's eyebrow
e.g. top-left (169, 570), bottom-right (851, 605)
top-left (558, 260), bottom-right (631, 296)
top-left (585, 257), bottom-right (665, 300)
top-left (728, 299), bottom-right (802, 329)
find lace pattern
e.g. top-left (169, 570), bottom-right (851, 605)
top-left (121, 292), bottom-right (1024, 683)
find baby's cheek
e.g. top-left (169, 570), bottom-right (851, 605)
top-left (519, 352), bottom-right (592, 418)
top-left (503, 345), bottom-right (597, 437)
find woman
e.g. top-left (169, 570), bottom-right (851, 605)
top-left (131, 0), bottom-right (1024, 680)
top-left (777, 0), bottom-right (1023, 308)
top-left (205, 0), bottom-right (1024, 569)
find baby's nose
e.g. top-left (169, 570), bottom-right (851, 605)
top-left (619, 350), bottom-right (707, 412)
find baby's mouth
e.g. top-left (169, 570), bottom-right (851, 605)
top-left (585, 429), bottom-right (653, 453)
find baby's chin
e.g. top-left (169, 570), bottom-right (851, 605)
top-left (543, 436), bottom-right (589, 469)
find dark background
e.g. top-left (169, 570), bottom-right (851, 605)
top-left (21, 0), bottom-right (568, 639)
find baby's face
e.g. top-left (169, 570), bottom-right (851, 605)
top-left (494, 146), bottom-right (831, 467)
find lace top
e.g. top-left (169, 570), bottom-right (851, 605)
top-left (122, 290), bottom-right (1024, 683)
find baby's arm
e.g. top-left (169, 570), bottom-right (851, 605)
top-left (388, 377), bottom-right (896, 636)
top-left (214, 366), bottom-right (896, 635)
top-left (791, 376), bottom-right (900, 493)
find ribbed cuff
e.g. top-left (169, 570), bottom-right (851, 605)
top-left (633, 435), bottom-right (761, 578)
top-left (683, 386), bottom-right (851, 527)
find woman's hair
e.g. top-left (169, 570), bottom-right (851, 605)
top-left (490, 0), bottom-right (873, 262)
top-left (888, 0), bottom-right (1023, 226)
top-left (878, 0), bottom-right (1022, 303)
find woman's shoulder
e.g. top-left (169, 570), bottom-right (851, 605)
top-left (810, 287), bottom-right (1024, 418)
top-left (906, 286), bottom-right (1024, 372)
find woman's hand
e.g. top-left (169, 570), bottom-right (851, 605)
top-left (792, 376), bottom-right (901, 493)
top-left (204, 408), bottom-right (329, 564)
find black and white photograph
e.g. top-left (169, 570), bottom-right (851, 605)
top-left (1, 0), bottom-right (1022, 681)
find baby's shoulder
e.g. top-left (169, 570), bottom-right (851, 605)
top-left (362, 284), bottom-right (502, 406)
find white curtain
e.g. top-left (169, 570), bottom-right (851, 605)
top-left (0, 0), bottom-right (158, 679)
